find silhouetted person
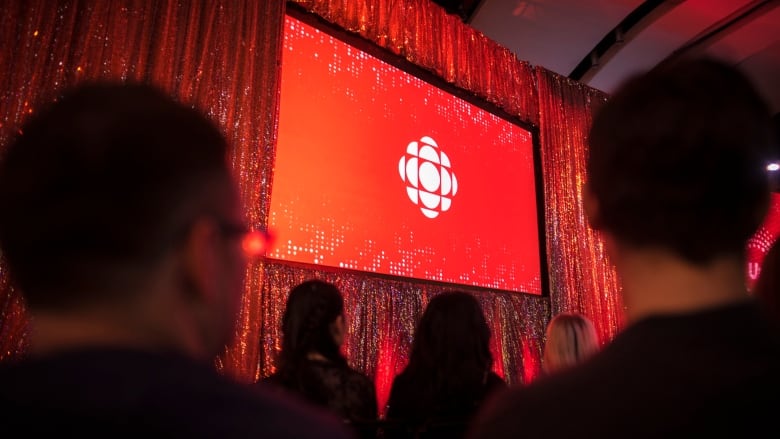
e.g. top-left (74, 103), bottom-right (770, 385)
top-left (265, 279), bottom-right (378, 438)
top-left (468, 58), bottom-right (780, 438)
top-left (0, 83), bottom-right (351, 437)
top-left (385, 291), bottom-right (506, 438)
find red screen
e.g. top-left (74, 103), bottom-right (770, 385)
top-left (268, 15), bottom-right (543, 295)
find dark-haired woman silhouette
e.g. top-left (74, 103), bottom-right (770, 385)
top-left (264, 279), bottom-right (378, 438)
top-left (384, 291), bottom-right (506, 438)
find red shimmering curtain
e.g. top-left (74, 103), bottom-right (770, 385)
top-left (292, 0), bottom-right (539, 125)
top-left (535, 68), bottom-right (624, 344)
top-left (0, 0), bottom-right (624, 412)
top-left (0, 0), bottom-right (284, 380)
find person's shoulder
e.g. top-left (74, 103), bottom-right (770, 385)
top-left (384, 370), bottom-right (418, 415)
top-left (388, 368), bottom-right (411, 388)
top-left (261, 371), bottom-right (285, 387)
top-left (466, 379), bottom-right (563, 439)
top-left (486, 371), bottom-right (507, 388)
top-left (207, 379), bottom-right (355, 438)
top-left (0, 352), bottom-right (353, 438)
top-left (468, 363), bottom-right (606, 439)
top-left (465, 384), bottom-right (517, 439)
top-left (344, 366), bottom-right (373, 384)
top-left (335, 365), bottom-right (375, 400)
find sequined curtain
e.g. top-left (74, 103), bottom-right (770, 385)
top-left (0, 0), bottom-right (625, 413)
top-left (0, 0), bottom-right (285, 377)
top-left (292, 0), bottom-right (539, 126)
top-left (0, 257), bottom-right (26, 359)
top-left (535, 68), bottom-right (624, 345)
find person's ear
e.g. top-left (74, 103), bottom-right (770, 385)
top-left (179, 217), bottom-right (220, 304)
top-left (582, 182), bottom-right (603, 230)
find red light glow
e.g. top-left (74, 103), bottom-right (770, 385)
top-left (242, 230), bottom-right (274, 258)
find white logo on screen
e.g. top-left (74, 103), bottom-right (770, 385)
top-left (398, 136), bottom-right (458, 219)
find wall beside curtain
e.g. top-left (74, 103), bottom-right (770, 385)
top-left (0, 0), bottom-right (623, 411)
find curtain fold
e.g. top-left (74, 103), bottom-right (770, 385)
top-left (535, 68), bottom-right (623, 344)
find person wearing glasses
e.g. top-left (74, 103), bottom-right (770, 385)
top-left (0, 82), bottom-right (350, 437)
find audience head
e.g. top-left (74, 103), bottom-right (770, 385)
top-left (0, 82), bottom-right (247, 358)
top-left (542, 312), bottom-right (599, 375)
top-left (407, 291), bottom-right (493, 389)
top-left (585, 57), bottom-right (774, 264)
top-left (279, 279), bottom-right (348, 369)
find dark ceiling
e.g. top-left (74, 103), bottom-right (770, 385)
top-left (432, 0), bottom-right (780, 115)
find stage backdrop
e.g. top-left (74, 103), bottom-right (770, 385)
top-left (0, 0), bottom-right (622, 413)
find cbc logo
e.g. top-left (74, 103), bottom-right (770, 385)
top-left (398, 136), bottom-right (458, 219)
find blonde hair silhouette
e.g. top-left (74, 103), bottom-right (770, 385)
top-left (542, 313), bottom-right (600, 375)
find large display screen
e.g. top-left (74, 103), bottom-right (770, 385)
top-left (267, 11), bottom-right (545, 295)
